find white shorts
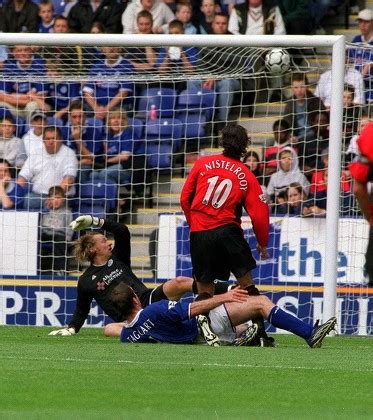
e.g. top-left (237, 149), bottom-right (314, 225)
top-left (209, 304), bottom-right (236, 344)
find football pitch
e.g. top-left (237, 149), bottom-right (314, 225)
top-left (0, 327), bottom-right (372, 419)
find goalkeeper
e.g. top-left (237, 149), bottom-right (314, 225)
top-left (49, 215), bottom-right (230, 336)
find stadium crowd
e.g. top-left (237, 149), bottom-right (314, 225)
top-left (0, 0), bottom-right (370, 274)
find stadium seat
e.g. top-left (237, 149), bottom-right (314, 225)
top-left (75, 179), bottom-right (118, 217)
top-left (144, 118), bottom-right (183, 151)
top-left (136, 88), bottom-right (177, 119)
top-left (177, 87), bottom-right (216, 121)
top-left (144, 118), bottom-right (183, 169)
top-left (177, 112), bottom-right (207, 138)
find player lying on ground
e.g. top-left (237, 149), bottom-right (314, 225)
top-left (48, 216), bottom-right (231, 336)
top-left (105, 283), bottom-right (337, 348)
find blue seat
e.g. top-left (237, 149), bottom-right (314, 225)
top-left (178, 113), bottom-right (207, 138)
top-left (75, 180), bottom-right (118, 216)
top-left (177, 87), bottom-right (216, 121)
top-left (137, 88), bottom-right (177, 119)
top-left (143, 118), bottom-right (183, 170)
top-left (146, 143), bottom-right (173, 169)
top-left (129, 117), bottom-right (144, 139)
top-left (144, 118), bottom-right (183, 151)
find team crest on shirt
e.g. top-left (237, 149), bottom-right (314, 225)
top-left (97, 281), bottom-right (106, 291)
top-left (108, 259), bottom-right (113, 267)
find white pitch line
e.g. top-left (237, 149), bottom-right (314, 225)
top-left (0, 355), bottom-right (372, 373)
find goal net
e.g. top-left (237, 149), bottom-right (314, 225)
top-left (0, 33), bottom-right (371, 336)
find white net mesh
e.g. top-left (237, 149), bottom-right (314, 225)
top-left (0, 39), bottom-right (371, 334)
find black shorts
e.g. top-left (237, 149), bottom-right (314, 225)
top-left (139, 284), bottom-right (167, 307)
top-left (190, 224), bottom-right (256, 284)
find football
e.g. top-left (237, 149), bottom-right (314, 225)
top-left (265, 48), bottom-right (291, 74)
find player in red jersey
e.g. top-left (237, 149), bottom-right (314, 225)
top-left (349, 121), bottom-right (373, 285)
top-left (180, 124), bottom-right (272, 345)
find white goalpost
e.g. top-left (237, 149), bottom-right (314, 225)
top-left (0, 32), bottom-right (370, 335)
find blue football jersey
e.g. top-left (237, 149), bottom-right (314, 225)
top-left (83, 57), bottom-right (134, 106)
top-left (106, 127), bottom-right (135, 156)
top-left (46, 81), bottom-right (81, 110)
top-left (0, 56), bottom-right (47, 94)
top-left (120, 299), bottom-right (199, 344)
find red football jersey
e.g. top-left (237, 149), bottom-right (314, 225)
top-left (180, 153), bottom-right (269, 247)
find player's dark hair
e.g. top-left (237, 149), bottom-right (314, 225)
top-left (110, 283), bottom-right (136, 321)
top-left (220, 124), bottom-right (251, 160)
top-left (74, 232), bottom-right (101, 264)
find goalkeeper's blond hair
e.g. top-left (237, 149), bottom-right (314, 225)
top-left (74, 232), bottom-right (100, 264)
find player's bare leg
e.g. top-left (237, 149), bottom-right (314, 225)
top-left (163, 276), bottom-right (194, 300)
top-left (236, 271), bottom-right (274, 347)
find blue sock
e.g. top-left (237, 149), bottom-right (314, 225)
top-left (268, 306), bottom-right (313, 339)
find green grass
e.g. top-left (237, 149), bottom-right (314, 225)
top-left (0, 327), bottom-right (372, 419)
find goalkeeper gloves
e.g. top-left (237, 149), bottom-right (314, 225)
top-left (48, 327), bottom-right (76, 336)
top-left (70, 215), bottom-right (101, 231)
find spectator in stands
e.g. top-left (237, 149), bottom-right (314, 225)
top-left (189, 13), bottom-right (240, 124)
top-left (283, 72), bottom-right (326, 147)
top-left (45, 59), bottom-right (81, 120)
top-left (83, 47), bottom-right (134, 120)
top-left (195, 0), bottom-right (216, 34)
top-left (315, 57), bottom-right (366, 108)
top-left (62, 101), bottom-right (104, 182)
top-left (157, 20), bottom-right (199, 91)
top-left (68, 0), bottom-right (124, 33)
top-left (342, 84), bottom-right (361, 146)
top-left (40, 185), bottom-right (73, 274)
top-left (300, 110), bottom-right (329, 172)
top-left (82, 21), bottom-right (106, 71)
top-left (17, 126), bottom-right (78, 210)
top-left (346, 112), bottom-right (370, 162)
top-left (172, 2), bottom-right (197, 34)
top-left (0, 46), bottom-right (8, 71)
top-left (263, 118), bottom-right (298, 177)
top-left (124, 11), bottom-right (158, 71)
top-left (91, 108), bottom-right (138, 186)
top-left (22, 110), bottom-right (47, 157)
top-left (348, 9), bottom-right (373, 104)
top-left (228, 0), bottom-right (286, 35)
top-left (0, 158), bottom-right (25, 209)
top-left (38, 0), bottom-right (55, 33)
top-left (310, 147), bottom-right (351, 198)
top-left (242, 149), bottom-right (265, 186)
top-left (0, 116), bottom-right (26, 170)
top-left (0, 0), bottom-right (40, 33)
top-left (122, 0), bottom-right (175, 34)
top-left (266, 147), bottom-right (310, 202)
top-left (42, 15), bottom-right (83, 75)
top-left (276, 0), bottom-right (313, 35)
top-left (0, 45), bottom-right (48, 119)
top-left (309, 162), bottom-right (354, 216)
